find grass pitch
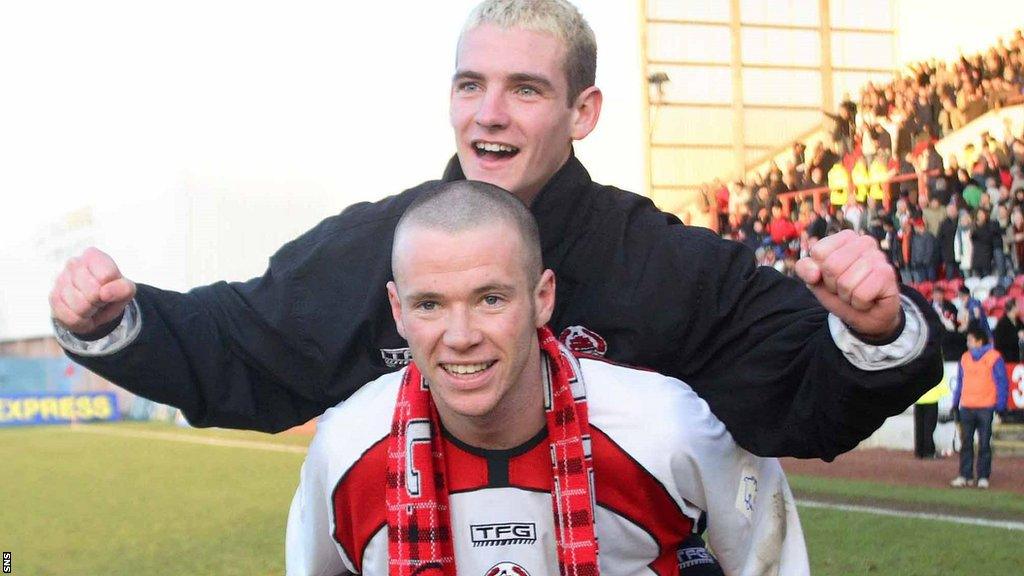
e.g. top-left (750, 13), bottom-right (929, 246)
top-left (1, 421), bottom-right (1021, 575)
top-left (1, 423), bottom-right (304, 576)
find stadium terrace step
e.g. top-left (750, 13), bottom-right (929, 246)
top-left (993, 422), bottom-right (1024, 456)
top-left (994, 423), bottom-right (1024, 442)
top-left (992, 439), bottom-right (1024, 457)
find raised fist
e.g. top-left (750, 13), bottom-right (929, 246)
top-left (795, 230), bottom-right (902, 339)
top-left (49, 247), bottom-right (136, 336)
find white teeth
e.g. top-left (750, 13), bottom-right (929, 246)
top-left (442, 362), bottom-right (492, 375)
top-left (474, 142), bottom-right (518, 153)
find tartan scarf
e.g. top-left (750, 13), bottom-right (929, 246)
top-left (386, 326), bottom-right (599, 576)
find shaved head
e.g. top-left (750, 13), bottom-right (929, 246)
top-left (392, 181), bottom-right (543, 285)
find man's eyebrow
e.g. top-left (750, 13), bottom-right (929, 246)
top-left (452, 70), bottom-right (485, 83)
top-left (507, 72), bottom-right (554, 91)
top-left (451, 70), bottom-right (555, 91)
top-left (405, 290), bottom-right (443, 302)
top-left (473, 282), bottom-right (518, 295)
top-left (404, 283), bottom-right (518, 302)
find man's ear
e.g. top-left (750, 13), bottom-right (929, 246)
top-left (570, 86), bottom-right (602, 141)
top-left (534, 269), bottom-right (556, 328)
top-left (386, 281), bottom-right (406, 339)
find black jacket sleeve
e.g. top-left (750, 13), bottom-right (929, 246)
top-left (65, 187), bottom-right (426, 432)
top-left (651, 224), bottom-right (944, 459)
top-left (544, 176), bottom-right (943, 460)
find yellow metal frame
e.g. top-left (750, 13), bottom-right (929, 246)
top-left (641, 0), bottom-right (897, 205)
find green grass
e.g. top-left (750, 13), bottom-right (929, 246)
top-left (789, 474), bottom-right (1024, 517)
top-left (2, 422), bottom-right (1022, 575)
top-left (0, 424), bottom-right (304, 576)
top-left (800, 506), bottom-right (1020, 575)
top-left (110, 420), bottom-right (314, 447)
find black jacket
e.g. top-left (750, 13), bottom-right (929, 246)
top-left (937, 216), bottom-right (958, 264)
top-left (67, 156), bottom-right (943, 460)
top-left (933, 300), bottom-right (966, 360)
top-left (910, 231), bottom-right (938, 267)
top-left (993, 315), bottom-right (1023, 363)
top-left (971, 221), bottom-right (1000, 271)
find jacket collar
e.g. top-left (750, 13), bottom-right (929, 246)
top-left (969, 343), bottom-right (993, 360)
top-left (440, 150), bottom-right (592, 254)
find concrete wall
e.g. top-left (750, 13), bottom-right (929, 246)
top-left (896, 0), bottom-right (1023, 65)
top-left (934, 105), bottom-right (1024, 167)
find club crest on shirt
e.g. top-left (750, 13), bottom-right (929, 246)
top-left (381, 347), bottom-right (412, 368)
top-left (735, 466), bottom-right (759, 520)
top-left (484, 562), bottom-right (530, 576)
top-left (558, 325), bottom-right (607, 356)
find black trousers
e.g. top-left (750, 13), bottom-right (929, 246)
top-left (914, 403), bottom-right (938, 458)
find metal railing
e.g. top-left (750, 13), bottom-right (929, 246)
top-left (773, 168), bottom-right (942, 217)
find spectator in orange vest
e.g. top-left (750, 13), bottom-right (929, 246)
top-left (950, 327), bottom-right (1009, 489)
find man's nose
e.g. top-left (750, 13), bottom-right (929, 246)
top-left (442, 308), bottom-right (483, 350)
top-left (474, 89), bottom-right (510, 129)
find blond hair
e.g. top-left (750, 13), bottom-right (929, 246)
top-left (461, 0), bottom-right (597, 106)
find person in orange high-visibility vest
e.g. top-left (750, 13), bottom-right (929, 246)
top-left (950, 327), bottom-right (1009, 489)
top-left (850, 157), bottom-right (870, 203)
top-left (828, 162), bottom-right (850, 207)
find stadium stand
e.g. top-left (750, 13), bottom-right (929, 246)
top-left (708, 28), bottom-right (1024, 290)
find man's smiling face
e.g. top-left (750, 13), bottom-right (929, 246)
top-left (450, 24), bottom-right (596, 205)
top-left (387, 223), bottom-right (555, 445)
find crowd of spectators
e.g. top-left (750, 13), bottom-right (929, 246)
top-left (723, 127), bottom-right (1024, 281)
top-left (701, 29), bottom-right (1024, 290)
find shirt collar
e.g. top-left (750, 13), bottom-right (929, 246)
top-left (970, 344), bottom-right (993, 360)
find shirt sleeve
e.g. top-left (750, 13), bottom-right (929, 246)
top-left (673, 389), bottom-right (811, 576)
top-left (992, 357), bottom-right (1009, 411)
top-left (954, 363), bottom-right (964, 409)
top-left (286, 435), bottom-right (352, 576)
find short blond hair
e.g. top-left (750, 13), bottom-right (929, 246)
top-left (393, 181), bottom-right (542, 286)
top-left (461, 0), bottom-right (597, 106)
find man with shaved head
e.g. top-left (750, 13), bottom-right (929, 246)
top-left (51, 0), bottom-right (941, 464)
top-left (286, 180), bottom-right (809, 575)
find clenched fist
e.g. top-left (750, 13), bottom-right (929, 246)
top-left (794, 230), bottom-right (902, 339)
top-left (49, 247), bottom-right (136, 336)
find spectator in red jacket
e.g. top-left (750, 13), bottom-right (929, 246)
top-left (767, 203), bottom-right (798, 250)
top-left (714, 178), bottom-right (730, 234)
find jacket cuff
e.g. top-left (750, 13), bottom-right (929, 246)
top-left (53, 299), bottom-right (142, 357)
top-left (828, 295), bottom-right (929, 371)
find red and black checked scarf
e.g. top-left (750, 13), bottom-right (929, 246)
top-left (386, 326), bottom-right (599, 576)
